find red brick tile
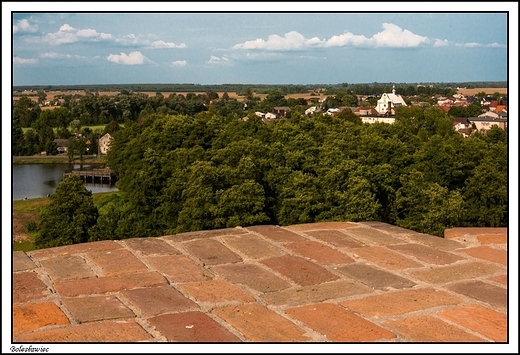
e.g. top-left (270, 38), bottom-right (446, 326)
top-left (284, 241), bottom-right (355, 265)
top-left (446, 280), bottom-right (507, 310)
top-left (13, 251), bottom-right (36, 271)
top-left (477, 234), bottom-right (507, 245)
top-left (383, 315), bottom-right (485, 342)
top-left (246, 225), bottom-right (307, 242)
top-left (61, 295), bottom-right (135, 323)
top-left (343, 227), bottom-right (402, 245)
top-left (182, 239), bottom-right (242, 265)
top-left (176, 280), bottom-right (256, 304)
top-left (357, 221), bottom-right (413, 234)
top-left (305, 229), bottom-right (367, 248)
top-left (212, 304), bottom-right (311, 341)
top-left (211, 263), bottom-right (291, 292)
top-left (350, 246), bottom-right (423, 270)
top-left (336, 263), bottom-right (416, 290)
top-left (13, 321), bottom-right (152, 342)
top-left (121, 285), bottom-right (199, 316)
top-left (144, 255), bottom-right (213, 283)
top-left (87, 249), bottom-right (149, 276)
top-left (396, 232), bottom-right (463, 250)
top-left (54, 271), bottom-right (167, 297)
top-left (122, 237), bottom-right (181, 256)
top-left (39, 255), bottom-right (97, 281)
top-left (260, 280), bottom-right (374, 307)
top-left (28, 240), bottom-right (123, 259)
top-left (444, 227), bottom-right (506, 239)
top-left (408, 261), bottom-right (503, 284)
top-left (286, 222), bottom-right (358, 231)
top-left (13, 272), bottom-right (50, 303)
top-left (388, 243), bottom-right (464, 265)
top-left (13, 302), bottom-right (69, 333)
top-left (261, 255), bottom-right (339, 286)
top-left (220, 234), bottom-right (286, 259)
top-left (286, 303), bottom-right (395, 342)
top-left (148, 311), bottom-right (241, 342)
top-left (487, 274), bottom-right (507, 285)
top-left (340, 288), bottom-right (462, 317)
top-left (457, 246), bottom-right (507, 266)
top-left (438, 305), bottom-right (507, 342)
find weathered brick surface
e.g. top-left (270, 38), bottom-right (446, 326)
top-left (285, 303), bottom-right (395, 342)
top-left (305, 229), bottom-right (367, 248)
top-left (387, 243), bottom-right (464, 265)
top-left (350, 246), bottom-right (423, 270)
top-left (261, 255), bottom-right (339, 286)
top-left (408, 261), bottom-right (503, 284)
top-left (120, 285), bottom-right (199, 316)
top-left (148, 312), bottom-right (241, 342)
top-left (61, 295), bottom-right (135, 323)
top-left (358, 221), bottom-right (414, 235)
top-left (212, 304), bottom-right (311, 342)
top-left (54, 272), bottom-right (167, 297)
top-left (260, 280), bottom-right (374, 307)
top-left (477, 234), bottom-right (508, 245)
top-left (446, 280), bottom-right (507, 310)
top-left (13, 321), bottom-right (152, 342)
top-left (122, 237), bottom-right (181, 256)
top-left (13, 272), bottom-right (50, 303)
top-left (438, 305), bottom-right (507, 342)
top-left (397, 232), bottom-right (463, 250)
top-left (383, 315), bottom-right (485, 342)
top-left (286, 222), bottom-right (357, 231)
top-left (336, 263), bottom-right (416, 290)
top-left (176, 280), bottom-right (256, 304)
top-left (444, 227), bottom-right (506, 239)
top-left (143, 255), bottom-right (213, 283)
top-left (39, 255), bottom-right (97, 281)
top-left (340, 288), bottom-right (462, 317)
top-left (13, 302), bottom-right (69, 333)
top-left (210, 263), bottom-right (291, 292)
top-left (487, 274), bottom-right (507, 285)
top-left (246, 225), bottom-right (308, 242)
top-left (343, 227), bottom-right (404, 246)
top-left (13, 251), bottom-right (36, 271)
top-left (220, 234), bottom-right (286, 259)
top-left (163, 227), bottom-right (248, 242)
top-left (87, 249), bottom-right (149, 276)
top-left (457, 246), bottom-right (507, 266)
top-left (182, 239), bottom-right (243, 265)
top-left (28, 240), bottom-right (122, 259)
top-left (283, 241), bottom-right (355, 265)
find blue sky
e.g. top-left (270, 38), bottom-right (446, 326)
top-left (5, 3), bottom-right (516, 86)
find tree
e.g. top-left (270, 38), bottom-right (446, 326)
top-left (36, 175), bottom-right (98, 248)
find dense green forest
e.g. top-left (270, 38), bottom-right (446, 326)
top-left (34, 105), bottom-right (507, 248)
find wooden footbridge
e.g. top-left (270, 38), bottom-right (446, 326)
top-left (63, 167), bottom-right (116, 185)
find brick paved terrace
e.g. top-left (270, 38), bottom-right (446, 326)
top-left (10, 222), bottom-right (513, 350)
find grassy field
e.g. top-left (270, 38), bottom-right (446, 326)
top-left (12, 191), bottom-right (117, 252)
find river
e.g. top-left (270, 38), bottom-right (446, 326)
top-left (12, 164), bottom-right (118, 201)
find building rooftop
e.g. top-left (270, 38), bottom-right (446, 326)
top-left (11, 222), bottom-right (511, 350)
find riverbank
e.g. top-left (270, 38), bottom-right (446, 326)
top-left (13, 155), bottom-right (106, 165)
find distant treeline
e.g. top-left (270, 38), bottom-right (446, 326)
top-left (13, 81), bottom-right (507, 95)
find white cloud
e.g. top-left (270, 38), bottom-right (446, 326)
top-left (433, 38), bottom-right (450, 47)
top-left (207, 55), bottom-right (230, 65)
top-left (151, 40), bottom-right (187, 49)
top-left (370, 23), bottom-right (428, 48)
top-left (41, 23), bottom-right (112, 45)
top-left (40, 52), bottom-right (84, 59)
top-left (171, 60), bottom-right (187, 67)
top-left (233, 23), bottom-right (428, 51)
top-left (107, 51), bottom-right (145, 65)
top-left (13, 19), bottom-right (38, 33)
top-left (13, 56), bottom-right (37, 65)
top-left (487, 42), bottom-right (506, 48)
top-left (456, 42), bottom-right (482, 48)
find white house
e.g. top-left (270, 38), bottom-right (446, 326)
top-left (375, 85), bottom-right (407, 115)
top-left (98, 133), bottom-right (113, 155)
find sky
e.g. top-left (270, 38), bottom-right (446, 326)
top-left (5, 3), bottom-right (517, 87)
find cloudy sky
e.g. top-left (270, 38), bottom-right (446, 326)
top-left (6, 4), bottom-right (516, 87)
